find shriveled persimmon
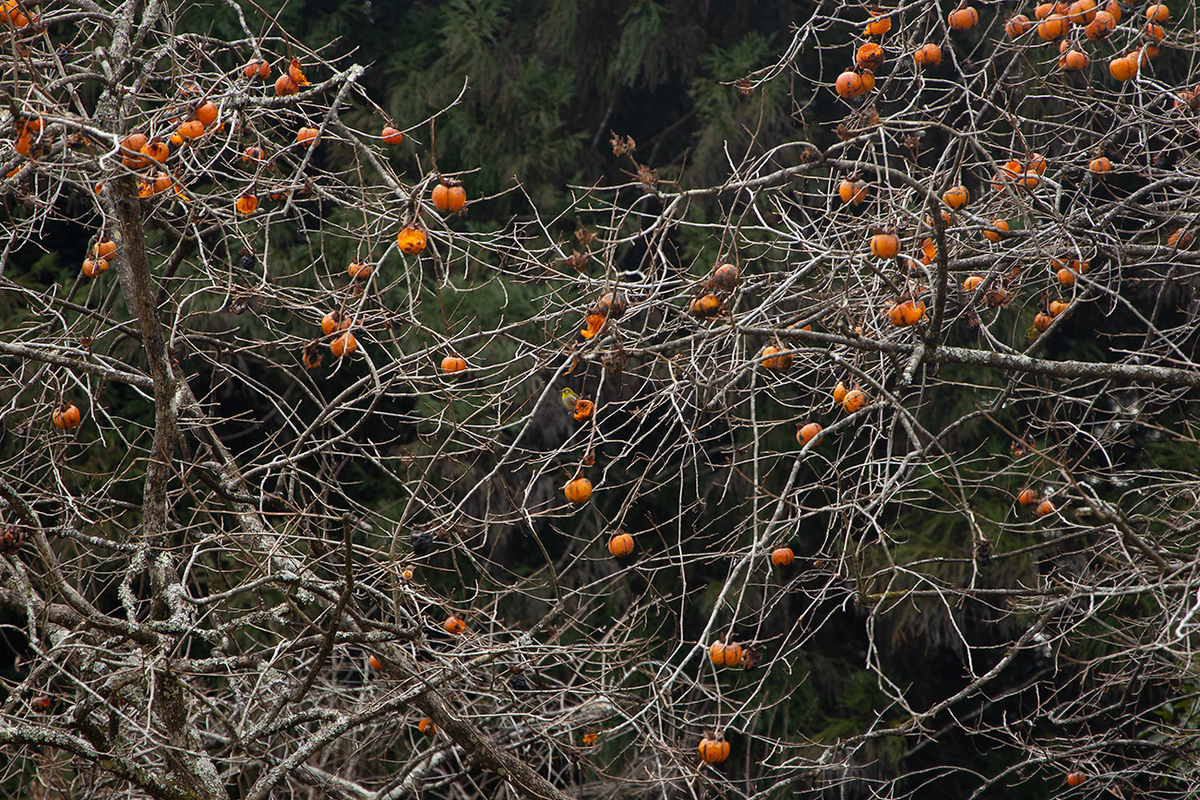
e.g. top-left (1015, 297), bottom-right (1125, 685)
top-left (709, 262), bottom-right (739, 291)
top-left (921, 237), bottom-right (937, 264)
top-left (52, 402), bottom-right (82, 429)
top-left (1084, 9), bottom-right (1115, 37)
top-left (82, 257), bottom-right (109, 277)
top-left (833, 381), bottom-right (847, 404)
top-left (140, 139), bottom-right (169, 163)
top-left (689, 294), bottom-right (722, 317)
top-left (856, 43), bottom-right (884, 71)
top-left (321, 311), bottom-right (349, 336)
top-left (864, 16), bottom-right (891, 36)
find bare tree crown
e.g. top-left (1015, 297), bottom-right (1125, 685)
top-left (2, 1), bottom-right (1200, 798)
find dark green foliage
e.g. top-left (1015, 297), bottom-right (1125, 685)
top-left (8, 1), bottom-right (1200, 798)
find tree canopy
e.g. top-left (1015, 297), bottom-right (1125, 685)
top-left (2, 1), bottom-right (1200, 799)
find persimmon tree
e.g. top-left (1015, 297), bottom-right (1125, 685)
top-left (2, 1), bottom-right (1200, 799)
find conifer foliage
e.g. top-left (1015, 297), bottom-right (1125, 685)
top-left (2, 1), bottom-right (1200, 799)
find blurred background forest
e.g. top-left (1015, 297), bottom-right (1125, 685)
top-left (4, 0), bottom-right (1200, 797)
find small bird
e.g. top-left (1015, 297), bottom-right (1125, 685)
top-left (410, 529), bottom-right (435, 556)
top-left (561, 387), bottom-right (580, 412)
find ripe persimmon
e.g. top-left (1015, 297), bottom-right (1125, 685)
top-left (244, 59), bottom-right (270, 79)
top-left (274, 73), bottom-right (298, 96)
top-left (1061, 49), bottom-right (1089, 70)
top-left (1067, 0), bottom-right (1096, 24)
top-left (1037, 13), bottom-right (1070, 39)
top-left (1006, 14), bottom-right (1032, 37)
top-left (913, 43), bottom-right (942, 67)
top-left (441, 355), bottom-right (467, 373)
top-left (983, 219), bottom-right (1010, 242)
top-left (296, 126), bottom-right (319, 147)
top-left (835, 70), bottom-right (865, 98)
top-left (942, 185), bottom-right (969, 208)
top-left (870, 232), bottom-right (899, 259)
top-left (1145, 3), bottom-right (1168, 23)
top-left (381, 125), bottom-right (403, 145)
top-left (608, 532), bottom-right (635, 557)
top-left (330, 332), bottom-right (357, 358)
top-left (842, 388), bottom-right (867, 413)
top-left (565, 476), bottom-right (592, 504)
top-left (1109, 54), bottom-right (1137, 81)
top-left (797, 422), bottom-right (822, 445)
top-left (838, 178), bottom-right (869, 205)
top-left (760, 346), bottom-right (793, 372)
top-left (194, 101), bottom-right (219, 127)
top-left (948, 6), bottom-right (979, 30)
top-left (432, 180), bottom-right (467, 213)
top-left (771, 547), bottom-right (795, 567)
